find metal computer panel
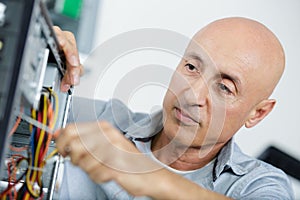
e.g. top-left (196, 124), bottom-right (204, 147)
top-left (0, 0), bottom-right (36, 171)
top-left (0, 0), bottom-right (71, 199)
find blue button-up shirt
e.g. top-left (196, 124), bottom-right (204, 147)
top-left (59, 98), bottom-right (294, 199)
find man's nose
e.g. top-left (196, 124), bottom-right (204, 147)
top-left (184, 76), bottom-right (209, 107)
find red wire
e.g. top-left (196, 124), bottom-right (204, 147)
top-left (0, 159), bottom-right (26, 198)
top-left (39, 108), bottom-right (47, 162)
top-left (8, 107), bottom-right (23, 137)
top-left (37, 111), bottom-right (42, 139)
top-left (9, 145), bottom-right (28, 152)
top-left (7, 160), bottom-right (13, 199)
top-left (43, 101), bottom-right (54, 158)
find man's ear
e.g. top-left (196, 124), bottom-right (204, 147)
top-left (245, 99), bottom-right (276, 128)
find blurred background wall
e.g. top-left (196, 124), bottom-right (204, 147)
top-left (57, 0), bottom-right (300, 197)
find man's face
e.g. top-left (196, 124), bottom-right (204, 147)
top-left (162, 33), bottom-right (266, 150)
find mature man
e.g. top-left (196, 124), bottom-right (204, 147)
top-left (55, 17), bottom-right (293, 199)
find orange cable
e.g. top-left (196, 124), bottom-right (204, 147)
top-left (8, 107), bottom-right (23, 137)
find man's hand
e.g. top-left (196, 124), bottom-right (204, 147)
top-left (53, 26), bottom-right (84, 92)
top-left (55, 121), bottom-right (160, 196)
top-left (56, 121), bottom-right (142, 178)
top-left (55, 121), bottom-right (231, 199)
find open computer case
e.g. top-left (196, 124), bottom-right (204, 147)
top-left (0, 0), bottom-right (71, 198)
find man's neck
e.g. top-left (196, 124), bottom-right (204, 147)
top-left (151, 130), bottom-right (224, 171)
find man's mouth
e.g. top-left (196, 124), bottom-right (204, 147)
top-left (174, 107), bottom-right (200, 125)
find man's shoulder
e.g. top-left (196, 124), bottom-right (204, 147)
top-left (231, 143), bottom-right (286, 175)
top-left (220, 142), bottom-right (294, 199)
top-left (225, 142), bottom-right (290, 182)
top-left (70, 97), bottom-right (152, 132)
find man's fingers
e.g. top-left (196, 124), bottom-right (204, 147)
top-left (78, 152), bottom-right (102, 174)
top-left (67, 136), bottom-right (87, 165)
top-left (60, 71), bottom-right (71, 92)
top-left (53, 26), bottom-right (83, 91)
top-left (59, 65), bottom-right (83, 92)
top-left (54, 26), bottom-right (79, 64)
top-left (57, 31), bottom-right (79, 67)
top-left (56, 122), bottom-right (102, 156)
top-left (56, 124), bottom-right (79, 157)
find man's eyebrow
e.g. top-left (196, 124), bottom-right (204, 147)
top-left (184, 53), bottom-right (204, 64)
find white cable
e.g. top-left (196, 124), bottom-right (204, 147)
top-left (14, 110), bottom-right (54, 134)
top-left (0, 2), bottom-right (6, 26)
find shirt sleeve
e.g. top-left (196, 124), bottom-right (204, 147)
top-left (67, 96), bottom-right (108, 123)
top-left (67, 97), bottom-right (147, 134)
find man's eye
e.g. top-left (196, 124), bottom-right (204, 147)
top-left (218, 83), bottom-right (233, 95)
top-left (185, 63), bottom-right (198, 72)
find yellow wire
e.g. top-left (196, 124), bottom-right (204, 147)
top-left (26, 95), bottom-right (48, 197)
top-left (24, 192), bottom-right (30, 200)
top-left (38, 95), bottom-right (52, 186)
top-left (25, 110), bottom-right (38, 197)
top-left (39, 90), bottom-right (59, 182)
top-left (35, 95), bottom-right (47, 191)
top-left (45, 149), bottom-right (58, 161)
top-left (29, 109), bottom-right (36, 134)
top-left (49, 88), bottom-right (59, 129)
top-left (25, 89), bottom-right (59, 198)
top-left (26, 156), bottom-right (39, 198)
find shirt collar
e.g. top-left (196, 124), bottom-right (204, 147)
top-left (213, 138), bottom-right (250, 181)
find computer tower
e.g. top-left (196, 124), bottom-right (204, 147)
top-left (0, 0), bottom-right (71, 198)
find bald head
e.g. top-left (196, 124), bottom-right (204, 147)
top-left (161, 17), bottom-right (285, 153)
top-left (192, 17), bottom-right (285, 100)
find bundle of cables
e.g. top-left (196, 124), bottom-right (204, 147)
top-left (0, 88), bottom-right (59, 200)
